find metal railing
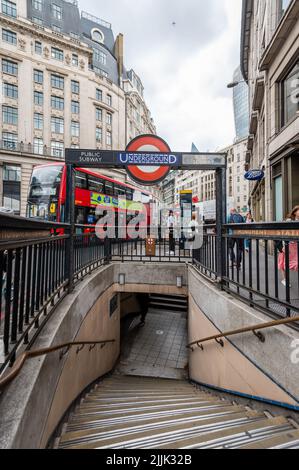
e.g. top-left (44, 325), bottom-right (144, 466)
top-left (0, 339), bottom-right (115, 390)
top-left (187, 315), bottom-right (299, 351)
top-left (0, 224), bottom-right (70, 373)
top-left (0, 140), bottom-right (62, 158)
top-left (192, 221), bottom-right (299, 322)
top-left (2, 215), bottom-right (299, 375)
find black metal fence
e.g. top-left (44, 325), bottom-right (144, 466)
top-left (1, 215), bottom-right (299, 374)
top-left (193, 222), bottom-right (299, 321)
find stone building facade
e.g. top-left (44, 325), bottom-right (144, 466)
top-left (0, 0), bottom-right (156, 215)
top-left (241, 0), bottom-right (298, 221)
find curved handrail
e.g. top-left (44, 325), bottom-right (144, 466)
top-left (187, 316), bottom-right (299, 351)
top-left (0, 340), bottom-right (115, 389)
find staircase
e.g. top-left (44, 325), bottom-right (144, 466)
top-left (54, 375), bottom-right (299, 449)
top-left (148, 294), bottom-right (188, 313)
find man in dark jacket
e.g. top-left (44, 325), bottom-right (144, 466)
top-left (228, 208), bottom-right (244, 269)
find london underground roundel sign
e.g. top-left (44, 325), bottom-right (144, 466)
top-left (125, 134), bottom-right (171, 185)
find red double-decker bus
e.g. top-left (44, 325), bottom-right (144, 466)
top-left (27, 163), bottom-right (156, 235)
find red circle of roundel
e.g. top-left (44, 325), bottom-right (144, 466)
top-left (126, 134), bottom-right (171, 185)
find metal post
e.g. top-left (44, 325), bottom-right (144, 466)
top-left (216, 167), bottom-right (227, 283)
top-left (65, 164), bottom-right (75, 292)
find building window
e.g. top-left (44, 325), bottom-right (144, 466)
top-left (2, 59), bottom-right (18, 75)
top-left (34, 91), bottom-right (43, 106)
top-left (32, 0), bottom-right (42, 11)
top-left (91, 28), bottom-right (104, 44)
top-left (71, 121), bottom-right (79, 137)
top-left (3, 105), bottom-right (17, 125)
top-left (2, 28), bottom-right (17, 45)
top-left (96, 127), bottom-right (102, 142)
top-left (71, 80), bottom-right (79, 94)
top-left (93, 48), bottom-right (107, 65)
top-left (106, 112), bottom-right (112, 126)
top-left (32, 16), bottom-right (43, 25)
top-left (51, 47), bottom-right (64, 61)
top-left (106, 94), bottom-right (112, 107)
top-left (96, 108), bottom-right (102, 121)
top-left (71, 101), bottom-right (79, 114)
top-left (52, 3), bottom-right (62, 20)
top-left (1, 0), bottom-right (17, 17)
top-left (106, 130), bottom-right (112, 146)
top-left (72, 54), bottom-right (78, 66)
top-left (70, 32), bottom-right (80, 40)
top-left (34, 69), bottom-right (43, 84)
top-left (281, 61), bottom-right (299, 127)
top-left (3, 164), bottom-right (21, 213)
top-left (3, 82), bottom-right (18, 99)
top-left (51, 74), bottom-right (64, 89)
top-left (51, 116), bottom-right (64, 134)
top-left (96, 89), bottom-right (102, 101)
top-left (2, 132), bottom-right (17, 150)
top-left (93, 65), bottom-right (108, 78)
top-left (279, 0), bottom-right (291, 19)
top-left (35, 41), bottom-right (42, 54)
top-left (34, 112), bottom-right (43, 130)
top-left (33, 137), bottom-right (43, 154)
top-left (3, 164), bottom-right (20, 181)
top-left (51, 95), bottom-right (64, 110)
top-left (51, 141), bottom-right (64, 158)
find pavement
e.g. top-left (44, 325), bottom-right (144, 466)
top-left (227, 243), bottom-right (299, 317)
top-left (116, 308), bottom-right (189, 380)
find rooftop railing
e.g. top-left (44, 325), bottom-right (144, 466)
top-left (81, 11), bottom-right (111, 29)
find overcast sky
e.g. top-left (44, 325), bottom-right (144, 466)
top-left (81, 0), bottom-right (242, 152)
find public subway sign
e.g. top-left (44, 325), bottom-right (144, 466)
top-left (65, 134), bottom-right (227, 185)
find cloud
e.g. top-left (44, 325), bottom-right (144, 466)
top-left (80, 0), bottom-right (242, 151)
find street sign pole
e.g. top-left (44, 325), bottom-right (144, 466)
top-left (66, 163), bottom-right (75, 293)
top-left (216, 168), bottom-right (227, 282)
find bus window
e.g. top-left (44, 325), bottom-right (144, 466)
top-left (105, 180), bottom-right (114, 195)
top-left (88, 175), bottom-right (104, 193)
top-left (114, 184), bottom-right (126, 197)
top-left (126, 188), bottom-right (133, 201)
top-left (75, 206), bottom-right (86, 225)
top-left (75, 171), bottom-right (88, 189)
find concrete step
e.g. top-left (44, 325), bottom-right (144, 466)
top-left (69, 403), bottom-right (245, 428)
top-left (66, 405), bottom-right (247, 432)
top-left (75, 399), bottom-right (232, 417)
top-left (236, 428), bottom-right (299, 449)
top-left (60, 411), bottom-right (264, 449)
top-left (63, 407), bottom-right (258, 441)
top-left (153, 416), bottom-right (292, 450)
top-left (55, 374), bottom-right (298, 450)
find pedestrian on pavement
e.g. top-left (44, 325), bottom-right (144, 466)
top-left (278, 206), bottom-right (299, 287)
top-left (228, 208), bottom-right (245, 269)
top-left (188, 213), bottom-right (199, 252)
top-left (245, 212), bottom-right (254, 252)
top-left (167, 210), bottom-right (175, 255)
top-left (136, 293), bottom-right (150, 326)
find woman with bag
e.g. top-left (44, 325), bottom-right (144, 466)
top-left (278, 206), bottom-right (299, 287)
